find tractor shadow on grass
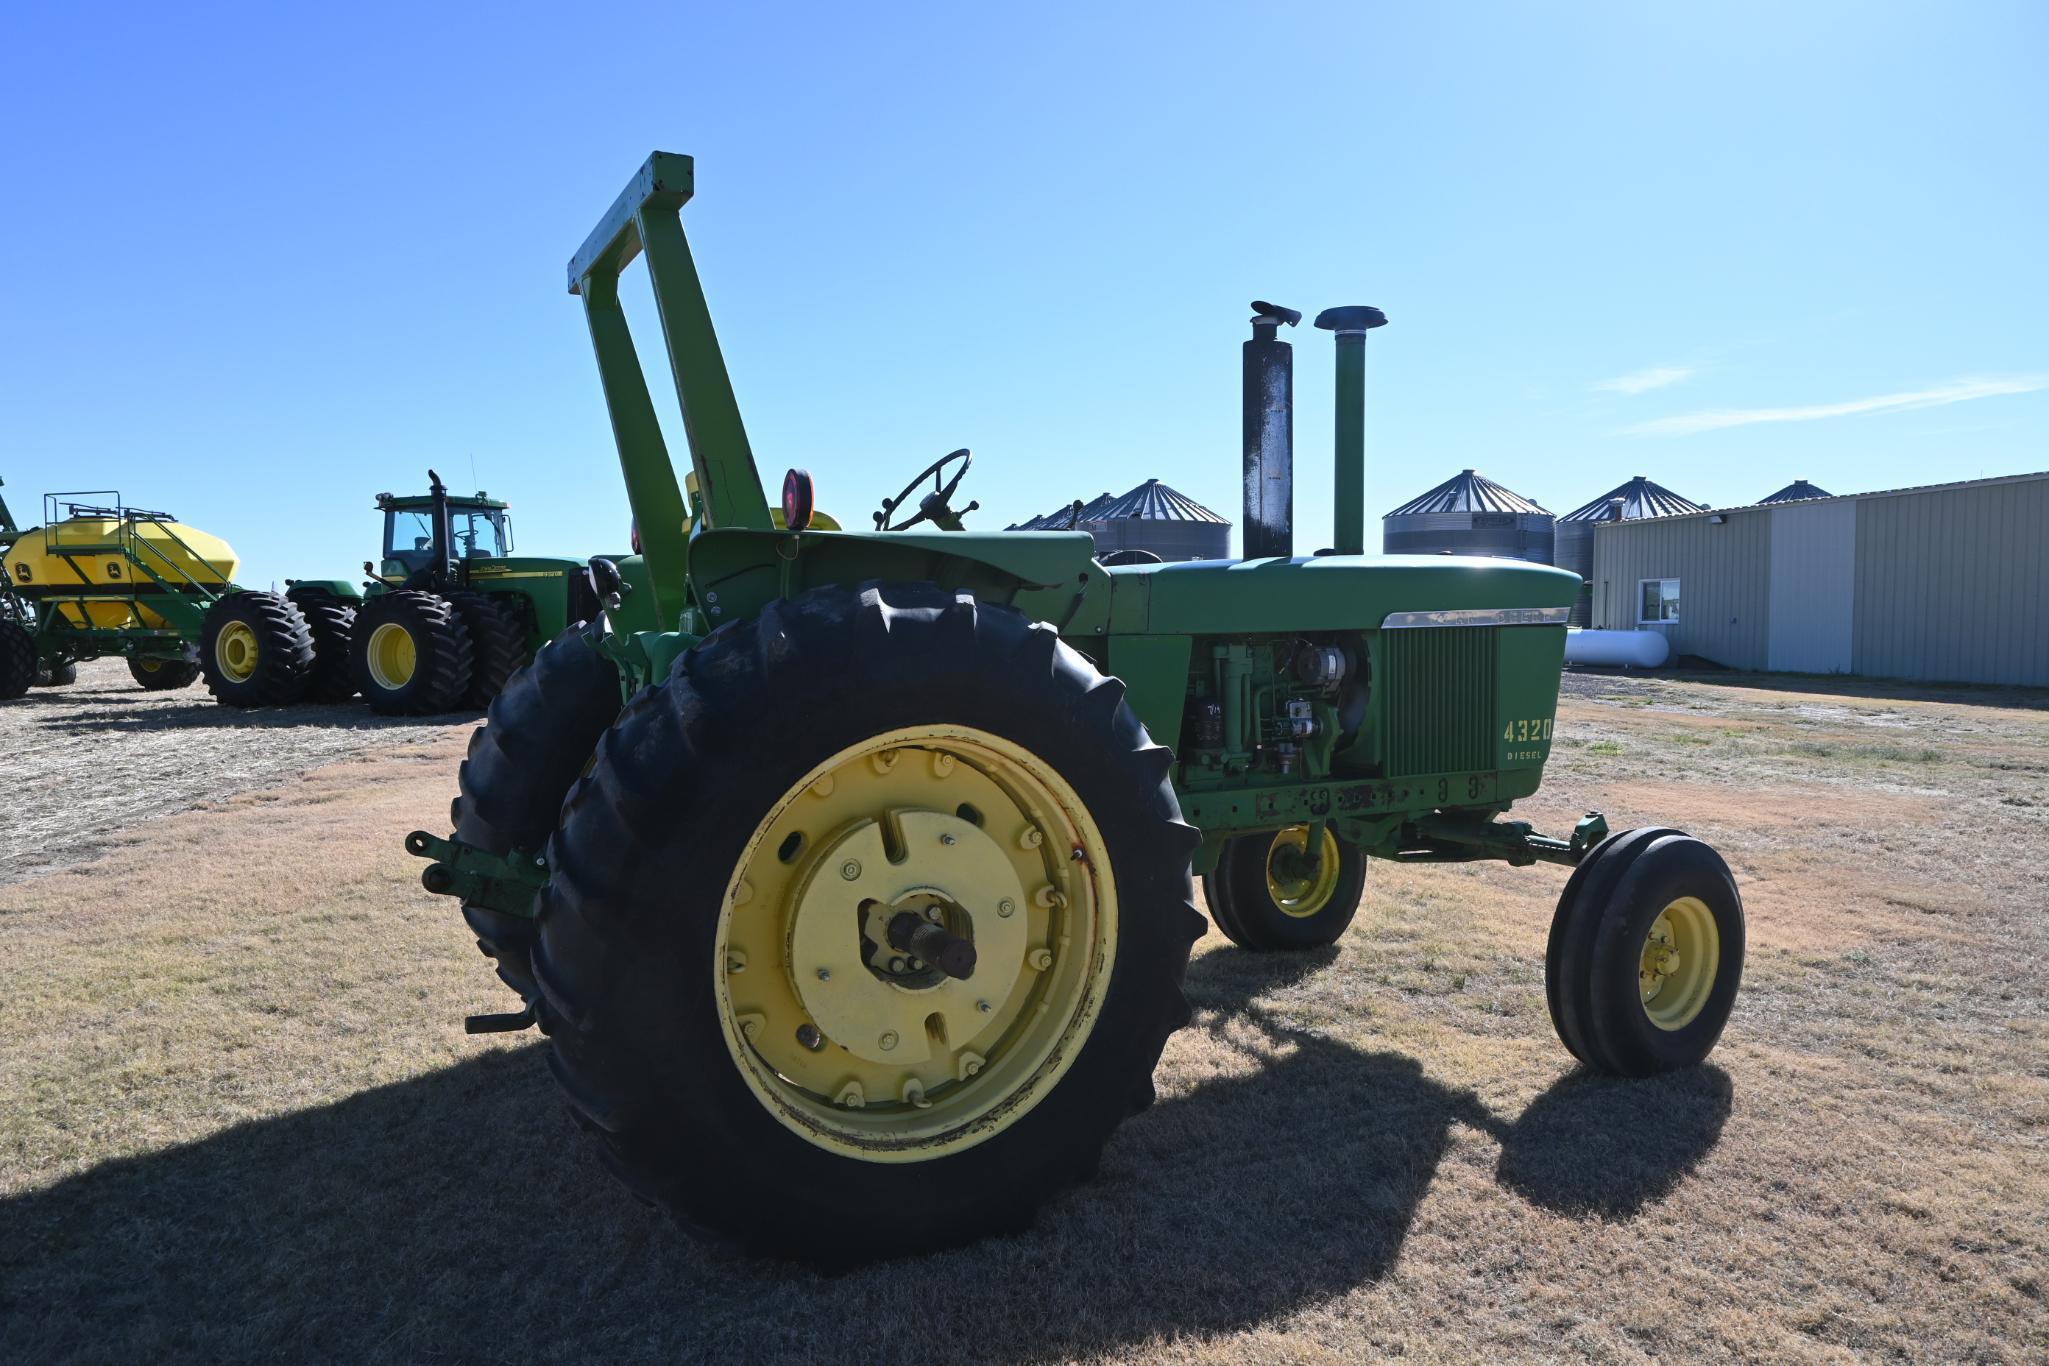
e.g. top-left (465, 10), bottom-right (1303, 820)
top-left (0, 956), bottom-right (1732, 1362)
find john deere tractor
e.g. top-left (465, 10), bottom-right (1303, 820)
top-left (287, 476), bottom-right (602, 714)
top-left (412, 153), bottom-right (1745, 1263)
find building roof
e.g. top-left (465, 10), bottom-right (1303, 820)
top-left (1385, 468), bottom-right (1549, 518)
top-left (1559, 475), bottom-right (1708, 523)
top-left (1009, 479), bottom-right (1227, 528)
top-left (1597, 468), bottom-right (2049, 528)
top-left (1758, 479), bottom-right (1833, 504)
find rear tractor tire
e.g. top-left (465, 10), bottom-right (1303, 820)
top-left (446, 590), bottom-right (528, 710)
top-left (1546, 828), bottom-right (1744, 1076)
top-left (289, 591), bottom-right (358, 703)
top-left (200, 592), bottom-right (317, 707)
top-left (530, 583), bottom-right (1204, 1263)
top-left (1202, 824), bottom-right (1368, 951)
top-left (454, 621), bottom-right (620, 997)
top-left (350, 590), bottom-right (473, 715)
top-left (129, 656), bottom-right (200, 691)
top-left (0, 621), bottom-right (35, 700)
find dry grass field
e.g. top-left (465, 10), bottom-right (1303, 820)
top-left (3, 666), bottom-right (2046, 1362)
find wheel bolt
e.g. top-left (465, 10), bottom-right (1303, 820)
top-left (816, 967), bottom-right (831, 981)
top-left (940, 833), bottom-right (957, 846)
top-left (796, 1024), bottom-right (823, 1050)
top-left (977, 1000), bottom-right (992, 1014)
top-left (1028, 948), bottom-right (1054, 971)
top-left (926, 905), bottom-right (944, 923)
top-left (840, 860), bottom-right (861, 881)
top-left (888, 957), bottom-right (908, 974)
top-left (1020, 828), bottom-right (1043, 850)
top-left (879, 1031), bottom-right (899, 1051)
top-left (997, 899), bottom-right (1016, 918)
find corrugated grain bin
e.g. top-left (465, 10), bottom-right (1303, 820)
top-left (1556, 476), bottom-right (1706, 625)
top-left (1381, 469), bottom-right (1553, 562)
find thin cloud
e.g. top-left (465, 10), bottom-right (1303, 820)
top-left (1593, 365), bottom-right (1692, 395)
top-left (1628, 374), bottom-right (2049, 438)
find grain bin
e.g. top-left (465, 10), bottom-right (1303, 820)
top-left (1381, 468), bottom-right (1554, 562)
top-left (1007, 480), bottom-right (1230, 561)
top-left (1556, 476), bottom-right (1706, 625)
top-left (1759, 479), bottom-right (1832, 504)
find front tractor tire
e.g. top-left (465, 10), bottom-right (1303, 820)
top-left (129, 656), bottom-right (200, 691)
top-left (36, 659), bottom-right (80, 688)
top-left (530, 584), bottom-right (1204, 1263)
top-left (199, 592), bottom-right (317, 707)
top-left (1203, 824), bottom-right (1368, 951)
top-left (1546, 828), bottom-right (1745, 1076)
top-left (454, 621), bottom-right (620, 997)
top-left (350, 591), bottom-right (474, 715)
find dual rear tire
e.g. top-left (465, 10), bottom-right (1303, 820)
top-left (352, 589), bottom-right (527, 715)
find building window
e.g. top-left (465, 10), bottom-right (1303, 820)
top-left (1639, 578), bottom-right (1680, 624)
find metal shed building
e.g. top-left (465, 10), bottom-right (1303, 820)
top-left (1381, 469), bottom-right (1554, 562)
top-left (1590, 470), bottom-right (2049, 685)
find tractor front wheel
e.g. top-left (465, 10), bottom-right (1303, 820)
top-left (1203, 825), bottom-right (1368, 950)
top-left (0, 621), bottom-right (35, 700)
top-left (36, 659), bottom-right (80, 688)
top-left (200, 592), bottom-right (316, 707)
top-left (129, 656), bottom-right (200, 691)
top-left (350, 591), bottom-right (474, 715)
top-left (1546, 828), bottom-right (1744, 1076)
top-left (530, 583), bottom-right (1203, 1263)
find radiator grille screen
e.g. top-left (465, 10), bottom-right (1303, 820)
top-left (1383, 627), bottom-right (1499, 777)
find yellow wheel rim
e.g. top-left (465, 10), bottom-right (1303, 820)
top-left (1639, 896), bottom-right (1720, 1031)
top-left (137, 659), bottom-right (161, 673)
top-left (214, 621), bottom-right (259, 683)
top-left (716, 725), bottom-right (1116, 1162)
top-left (1263, 825), bottom-right (1342, 918)
top-left (366, 622), bottom-right (417, 689)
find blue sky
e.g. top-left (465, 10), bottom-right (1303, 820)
top-left (3, 1), bottom-right (2044, 582)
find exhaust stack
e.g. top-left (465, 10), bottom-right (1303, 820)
top-left (1241, 301), bottom-right (1301, 560)
top-left (1313, 306), bottom-right (1389, 555)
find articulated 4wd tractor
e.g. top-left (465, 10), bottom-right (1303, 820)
top-left (412, 153), bottom-right (1745, 1264)
top-left (287, 475), bottom-right (601, 714)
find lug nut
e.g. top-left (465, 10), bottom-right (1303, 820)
top-left (840, 860), bottom-right (861, 881)
top-left (926, 905), bottom-right (945, 923)
top-left (796, 1024), bottom-right (824, 1050)
top-left (977, 999), bottom-right (993, 1014)
top-left (879, 1031), bottom-right (899, 1051)
top-left (888, 957), bottom-right (908, 974)
top-left (1020, 828), bottom-right (1044, 850)
top-left (816, 967), bottom-right (831, 981)
top-left (997, 899), bottom-right (1016, 918)
top-left (1028, 948), bottom-right (1054, 971)
top-left (940, 832), bottom-right (957, 846)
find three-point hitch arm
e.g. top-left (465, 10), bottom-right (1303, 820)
top-left (567, 152), bottom-right (775, 630)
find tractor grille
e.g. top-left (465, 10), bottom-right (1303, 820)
top-left (1382, 627), bottom-right (1498, 777)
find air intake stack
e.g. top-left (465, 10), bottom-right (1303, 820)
top-left (1241, 301), bottom-right (1301, 559)
top-left (1314, 306), bottom-right (1389, 556)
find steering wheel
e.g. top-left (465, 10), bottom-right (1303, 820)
top-left (874, 448), bottom-right (973, 530)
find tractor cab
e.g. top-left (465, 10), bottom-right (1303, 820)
top-left (375, 488), bottom-right (511, 577)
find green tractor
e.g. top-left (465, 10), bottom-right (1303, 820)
top-left (411, 153), bottom-right (1745, 1263)
top-left (287, 476), bottom-right (603, 715)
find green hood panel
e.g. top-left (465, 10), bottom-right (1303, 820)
top-left (1116, 554), bottom-right (1581, 635)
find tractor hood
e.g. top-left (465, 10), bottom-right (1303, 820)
top-left (1110, 554), bottom-right (1579, 635)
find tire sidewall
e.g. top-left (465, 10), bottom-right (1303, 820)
top-left (1588, 835), bottom-right (1745, 1072)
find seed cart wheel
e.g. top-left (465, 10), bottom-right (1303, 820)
top-left (454, 621), bottom-right (619, 997)
top-left (0, 620), bottom-right (35, 700)
top-left (445, 590), bottom-right (529, 709)
top-left (532, 583), bottom-right (1203, 1263)
top-left (1546, 828), bottom-right (1745, 1076)
top-left (36, 659), bottom-right (79, 687)
top-left (288, 591), bottom-right (358, 703)
top-left (199, 591), bottom-right (317, 707)
top-left (350, 590), bottom-right (474, 715)
top-left (1202, 824), bottom-right (1368, 951)
top-left (128, 656), bottom-right (200, 691)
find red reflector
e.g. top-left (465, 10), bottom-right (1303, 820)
top-left (782, 468), bottom-right (816, 531)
